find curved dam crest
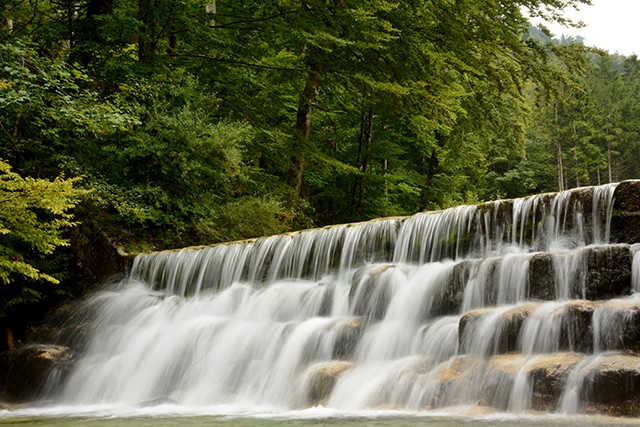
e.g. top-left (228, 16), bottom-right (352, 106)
top-left (40, 181), bottom-right (640, 416)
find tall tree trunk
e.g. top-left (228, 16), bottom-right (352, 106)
top-left (288, 67), bottom-right (321, 199)
top-left (572, 122), bottom-right (580, 188)
top-left (382, 158), bottom-right (388, 201)
top-left (207, 1), bottom-right (216, 25)
top-left (557, 141), bottom-right (565, 191)
top-left (73, 0), bottom-right (115, 66)
top-left (65, 1), bottom-right (74, 51)
top-left (6, 325), bottom-right (15, 351)
top-left (604, 111), bottom-right (613, 183)
top-left (138, 0), bottom-right (156, 65)
top-left (607, 142), bottom-right (613, 183)
top-left (356, 105), bottom-right (373, 217)
top-left (351, 95), bottom-right (367, 214)
top-left (555, 103), bottom-right (565, 191)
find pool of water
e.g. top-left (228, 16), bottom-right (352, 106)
top-left (1, 406), bottom-right (639, 427)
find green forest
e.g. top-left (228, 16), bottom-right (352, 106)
top-left (1, 0), bottom-right (639, 347)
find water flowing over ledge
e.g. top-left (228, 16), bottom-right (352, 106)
top-left (44, 181), bottom-right (640, 417)
top-left (132, 181), bottom-right (628, 295)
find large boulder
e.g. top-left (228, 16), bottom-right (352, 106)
top-left (0, 344), bottom-right (73, 402)
top-left (439, 260), bottom-right (479, 315)
top-left (418, 355), bottom-right (485, 408)
top-left (528, 252), bottom-right (556, 300)
top-left (303, 361), bottom-right (354, 405)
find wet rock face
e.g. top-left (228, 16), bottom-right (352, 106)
top-left (527, 353), bottom-right (583, 411)
top-left (0, 345), bottom-right (73, 402)
top-left (528, 253), bottom-right (555, 300)
top-left (481, 354), bottom-right (527, 410)
top-left (528, 246), bottom-right (632, 302)
top-left (582, 354), bottom-right (640, 416)
top-left (457, 308), bottom-right (495, 353)
top-left (458, 305), bottom-right (538, 355)
top-left (430, 262), bottom-right (465, 317)
top-left (304, 361), bottom-right (354, 405)
top-left (457, 301), bottom-right (597, 356)
top-left (331, 318), bottom-right (363, 360)
top-left (593, 299), bottom-right (640, 353)
top-left (68, 226), bottom-right (129, 293)
top-left (611, 180), bottom-right (640, 245)
top-left (584, 245), bottom-right (633, 300)
top-left (349, 264), bottom-right (396, 322)
top-left (560, 301), bottom-right (596, 353)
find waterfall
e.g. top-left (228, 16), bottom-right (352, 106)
top-left (53, 181), bottom-right (640, 416)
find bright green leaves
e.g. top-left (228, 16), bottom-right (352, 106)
top-left (0, 159), bottom-right (86, 285)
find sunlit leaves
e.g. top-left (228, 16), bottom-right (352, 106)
top-left (0, 159), bottom-right (87, 285)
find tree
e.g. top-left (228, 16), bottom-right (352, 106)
top-left (587, 53), bottom-right (625, 183)
top-left (0, 159), bottom-right (86, 350)
top-left (618, 55), bottom-right (640, 179)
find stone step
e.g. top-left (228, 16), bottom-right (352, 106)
top-left (457, 298), bottom-right (640, 355)
top-left (349, 244), bottom-right (636, 322)
top-left (299, 353), bottom-right (640, 416)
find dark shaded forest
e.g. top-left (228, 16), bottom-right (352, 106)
top-left (1, 0), bottom-right (639, 347)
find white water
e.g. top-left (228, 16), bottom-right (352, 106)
top-left (42, 182), bottom-right (640, 417)
top-left (633, 244), bottom-right (640, 293)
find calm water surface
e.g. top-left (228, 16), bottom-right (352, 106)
top-left (1, 406), bottom-right (639, 427)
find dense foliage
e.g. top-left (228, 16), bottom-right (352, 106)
top-left (1, 0), bottom-right (640, 346)
top-left (0, 159), bottom-right (85, 348)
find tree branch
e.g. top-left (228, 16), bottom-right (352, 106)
top-left (208, 8), bottom-right (302, 30)
top-left (175, 54), bottom-right (306, 72)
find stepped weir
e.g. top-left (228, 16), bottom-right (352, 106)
top-left (55, 181), bottom-right (640, 416)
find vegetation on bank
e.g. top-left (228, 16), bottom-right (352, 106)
top-left (0, 0), bottom-right (639, 348)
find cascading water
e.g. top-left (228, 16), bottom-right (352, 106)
top-left (52, 181), bottom-right (640, 417)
